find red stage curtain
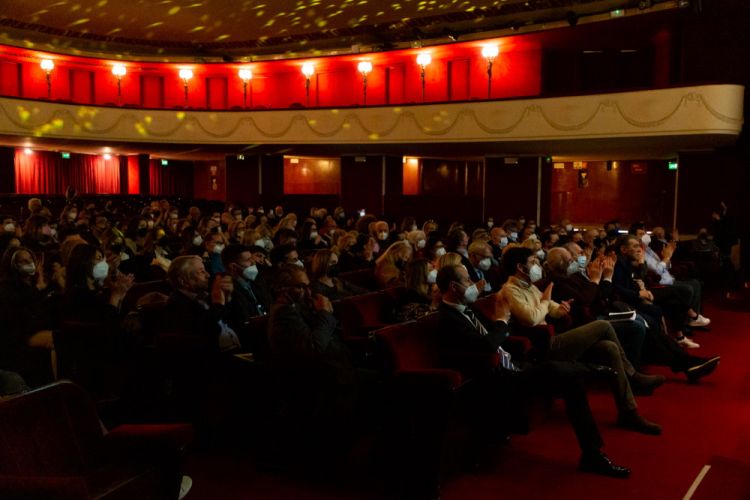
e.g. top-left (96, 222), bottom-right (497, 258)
top-left (127, 156), bottom-right (140, 194)
top-left (14, 149), bottom-right (120, 194)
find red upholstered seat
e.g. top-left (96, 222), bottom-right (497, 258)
top-left (0, 381), bottom-right (193, 500)
top-left (338, 269), bottom-right (380, 291)
top-left (334, 291), bottom-right (397, 339)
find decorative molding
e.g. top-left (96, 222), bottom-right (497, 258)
top-left (0, 85), bottom-right (742, 145)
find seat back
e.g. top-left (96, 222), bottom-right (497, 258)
top-left (121, 280), bottom-right (172, 314)
top-left (0, 381), bottom-right (103, 475)
top-left (374, 320), bottom-right (440, 372)
top-left (334, 291), bottom-right (396, 338)
top-left (338, 269), bottom-right (379, 291)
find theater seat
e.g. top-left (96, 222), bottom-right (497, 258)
top-left (334, 291), bottom-right (398, 339)
top-left (0, 381), bottom-right (192, 500)
top-left (338, 269), bottom-right (379, 291)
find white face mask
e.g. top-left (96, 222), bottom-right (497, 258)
top-left (567, 260), bottom-right (580, 276)
top-left (510, 232), bottom-right (518, 241)
top-left (577, 255), bottom-right (587, 268)
top-left (193, 235), bottom-right (203, 246)
top-left (417, 239), bottom-right (426, 249)
top-left (536, 249), bottom-right (545, 260)
top-left (427, 268), bottom-right (438, 284)
top-left (213, 244), bottom-right (225, 255)
top-left (147, 220), bottom-right (154, 229)
top-left (378, 231), bottom-right (389, 241)
top-left (435, 247), bottom-right (446, 257)
top-left (527, 263), bottom-right (543, 283)
top-left (499, 236), bottom-right (508, 248)
top-left (293, 259), bottom-right (305, 269)
top-left (641, 234), bottom-right (651, 246)
top-left (242, 264), bottom-right (259, 281)
top-left (120, 252), bottom-right (130, 262)
top-left (3, 223), bottom-right (14, 232)
top-left (254, 239), bottom-right (265, 248)
top-left (462, 283), bottom-right (479, 304)
top-left (92, 261), bottom-right (109, 281)
top-left (565, 224), bottom-right (573, 232)
top-left (309, 231), bottom-right (319, 240)
top-left (411, 225), bottom-right (418, 232)
top-left (478, 257), bottom-right (492, 271)
top-left (20, 263), bottom-right (36, 276)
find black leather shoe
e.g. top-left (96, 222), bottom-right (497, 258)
top-left (617, 411), bottom-right (662, 435)
top-left (579, 451), bottom-right (631, 478)
top-left (686, 356), bottom-right (720, 383)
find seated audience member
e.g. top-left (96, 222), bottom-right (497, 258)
top-left (371, 220), bottom-right (393, 255)
top-left (339, 233), bottom-right (376, 272)
top-left (500, 247), bottom-right (663, 432)
top-left (466, 240), bottom-right (499, 293)
top-left (550, 247), bottom-right (720, 383)
top-left (422, 219), bottom-right (439, 236)
top-left (21, 215), bottom-right (54, 253)
top-left (613, 235), bottom-right (699, 348)
top-left (0, 246), bottom-right (57, 380)
top-left (631, 224), bottom-right (710, 328)
top-left (274, 228), bottom-right (298, 248)
top-left (436, 251), bottom-right (463, 271)
top-left (446, 228), bottom-right (470, 259)
top-left (395, 258), bottom-right (438, 322)
top-left (203, 230), bottom-right (227, 276)
top-left (298, 219), bottom-right (328, 252)
top-left (267, 265), bottom-right (355, 419)
top-left (405, 230), bottom-right (428, 258)
top-left (545, 247), bottom-right (647, 369)
top-left (221, 244), bottom-right (271, 327)
top-left (424, 238), bottom-right (447, 268)
top-left (310, 249), bottom-right (368, 301)
top-left (488, 227), bottom-right (509, 261)
top-left (269, 244), bottom-right (304, 270)
top-left (436, 264), bottom-right (631, 477)
top-left (374, 241), bottom-right (413, 289)
top-left (164, 255), bottom-right (241, 353)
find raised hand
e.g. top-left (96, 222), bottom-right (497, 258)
top-left (542, 282), bottom-right (554, 301)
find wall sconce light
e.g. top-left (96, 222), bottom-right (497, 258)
top-left (178, 68), bottom-right (193, 104)
top-left (111, 64), bottom-right (126, 103)
top-left (301, 62), bottom-right (315, 106)
top-left (238, 67), bottom-right (253, 108)
top-left (416, 53), bottom-right (431, 101)
top-left (357, 61), bottom-right (372, 105)
top-left (481, 45), bottom-right (499, 99)
top-left (40, 59), bottom-right (54, 98)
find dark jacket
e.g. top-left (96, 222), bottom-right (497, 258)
top-left (550, 273), bottom-right (613, 326)
top-left (436, 302), bottom-right (510, 355)
top-left (163, 290), bottom-right (231, 352)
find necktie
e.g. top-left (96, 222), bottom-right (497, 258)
top-left (464, 307), bottom-right (488, 336)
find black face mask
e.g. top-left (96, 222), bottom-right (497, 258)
top-left (327, 264), bottom-right (340, 277)
top-left (137, 227), bottom-right (148, 237)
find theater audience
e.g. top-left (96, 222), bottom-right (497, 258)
top-left (374, 241), bottom-right (412, 288)
top-left (436, 264), bottom-right (631, 477)
top-left (221, 244), bottom-right (271, 326)
top-left (500, 247), bottom-right (664, 431)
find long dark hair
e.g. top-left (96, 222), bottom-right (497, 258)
top-left (65, 244), bottom-right (99, 294)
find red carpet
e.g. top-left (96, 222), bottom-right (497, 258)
top-left (184, 299), bottom-right (750, 499)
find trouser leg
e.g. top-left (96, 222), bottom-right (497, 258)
top-left (513, 362), bottom-right (604, 454)
top-left (611, 319), bottom-right (647, 369)
top-left (583, 340), bottom-right (637, 413)
top-left (549, 320), bottom-right (636, 376)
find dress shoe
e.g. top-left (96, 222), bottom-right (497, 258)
top-left (686, 356), bottom-right (720, 383)
top-left (579, 451), bottom-right (631, 478)
top-left (628, 372), bottom-right (666, 396)
top-left (677, 336), bottom-right (700, 349)
top-left (617, 411), bottom-right (662, 435)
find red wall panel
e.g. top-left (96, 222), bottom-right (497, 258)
top-left (206, 76), bottom-right (228, 109)
top-left (69, 69), bottom-right (94, 104)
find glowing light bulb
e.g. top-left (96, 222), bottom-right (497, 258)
top-left (178, 68), bottom-right (193, 81)
top-left (301, 62), bottom-right (315, 78)
top-left (24, 148), bottom-right (33, 155)
top-left (238, 68), bottom-right (253, 81)
top-left (357, 61), bottom-right (372, 75)
top-left (103, 153), bottom-right (112, 160)
top-left (111, 64), bottom-right (126, 77)
top-left (481, 45), bottom-right (499, 61)
top-left (40, 59), bottom-right (54, 72)
top-left (416, 53), bottom-right (432, 67)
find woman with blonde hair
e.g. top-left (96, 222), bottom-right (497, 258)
top-left (436, 251), bottom-right (463, 271)
top-left (374, 240), bottom-right (412, 288)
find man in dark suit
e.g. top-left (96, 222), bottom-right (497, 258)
top-left (436, 264), bottom-right (631, 478)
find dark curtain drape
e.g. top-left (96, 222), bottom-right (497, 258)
top-left (14, 149), bottom-right (120, 194)
top-left (149, 160), bottom-right (193, 197)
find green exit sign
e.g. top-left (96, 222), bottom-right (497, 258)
top-left (161, 159), bottom-right (169, 166)
top-left (61, 152), bottom-right (70, 159)
top-left (668, 161), bottom-right (678, 170)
